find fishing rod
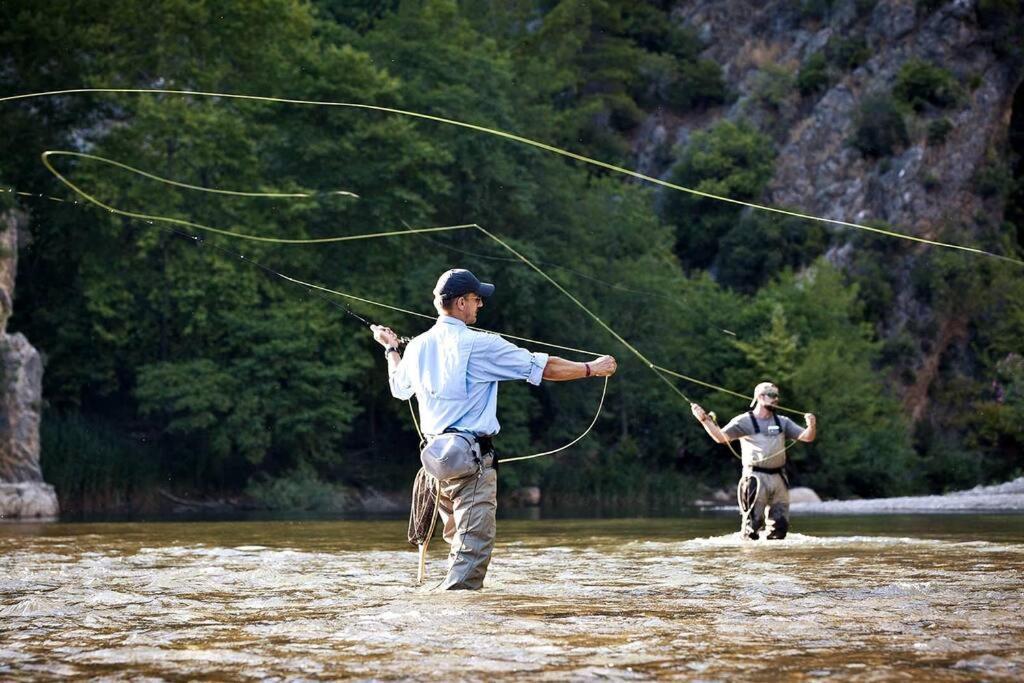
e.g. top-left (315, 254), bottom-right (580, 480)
top-left (20, 140), bottom-right (827, 423)
top-left (154, 223), bottom-right (612, 464)
top-left (5, 180), bottom-right (746, 463)
top-left (0, 182), bottom-right (415, 343)
top-left (183, 231), bottom-right (415, 345)
top-left (7, 162), bottom-right (806, 418)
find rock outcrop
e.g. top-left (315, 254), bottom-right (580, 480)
top-left (0, 210), bottom-right (58, 519)
top-left (665, 0), bottom-right (1017, 234)
top-left (638, 0), bottom-right (1022, 420)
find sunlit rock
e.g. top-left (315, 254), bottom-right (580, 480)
top-left (0, 482), bottom-right (58, 519)
top-left (789, 486), bottom-right (822, 504)
top-left (0, 210), bottom-right (58, 520)
top-left (712, 488), bottom-right (733, 503)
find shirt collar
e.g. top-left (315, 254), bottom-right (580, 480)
top-left (437, 315), bottom-right (467, 328)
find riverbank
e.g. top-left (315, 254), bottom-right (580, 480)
top-left (788, 477), bottom-right (1024, 514)
top-left (28, 476), bottom-right (1024, 520)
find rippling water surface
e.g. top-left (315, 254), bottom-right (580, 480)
top-left (1, 514), bottom-right (1022, 680)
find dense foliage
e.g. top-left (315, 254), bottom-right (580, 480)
top-left (1, 0), bottom-right (1021, 512)
top-left (893, 58), bottom-right (962, 112)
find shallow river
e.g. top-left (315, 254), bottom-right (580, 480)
top-left (1, 514), bottom-right (1022, 680)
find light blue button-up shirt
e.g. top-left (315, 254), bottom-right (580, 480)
top-left (389, 316), bottom-right (549, 436)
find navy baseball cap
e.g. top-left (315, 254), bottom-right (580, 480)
top-left (433, 269), bottom-right (495, 298)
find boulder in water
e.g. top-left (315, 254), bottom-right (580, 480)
top-left (0, 482), bottom-right (58, 519)
top-left (789, 487), bottom-right (822, 504)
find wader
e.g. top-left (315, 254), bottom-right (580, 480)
top-left (436, 437), bottom-right (497, 590)
top-left (738, 412), bottom-right (790, 540)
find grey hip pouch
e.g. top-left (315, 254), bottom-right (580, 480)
top-left (420, 432), bottom-right (479, 481)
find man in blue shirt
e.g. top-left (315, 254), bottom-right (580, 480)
top-left (372, 268), bottom-right (617, 589)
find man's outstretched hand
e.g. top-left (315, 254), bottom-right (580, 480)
top-left (371, 324), bottom-right (400, 348)
top-left (589, 355), bottom-right (618, 377)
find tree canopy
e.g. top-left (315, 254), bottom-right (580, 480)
top-left (2, 0), bottom-right (1021, 512)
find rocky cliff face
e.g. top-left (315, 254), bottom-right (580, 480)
top-left (668, 0), bottom-right (1017, 227)
top-left (0, 209), bottom-right (58, 519)
top-left (643, 0), bottom-right (1021, 419)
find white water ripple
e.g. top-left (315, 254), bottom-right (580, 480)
top-left (0, 517), bottom-right (1021, 680)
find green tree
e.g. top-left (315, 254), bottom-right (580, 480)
top-left (797, 52), bottom-right (830, 97)
top-left (893, 58), bottom-right (962, 112)
top-left (731, 304), bottom-right (799, 384)
top-left (471, 0), bottom-right (725, 162)
top-left (663, 121), bottom-right (776, 271)
top-left (135, 302), bottom-right (367, 484)
top-left (714, 212), bottom-right (827, 293)
top-left (5, 0), bottom-right (451, 494)
top-left (760, 264), bottom-right (918, 497)
top-left (920, 252), bottom-right (1024, 488)
top-left (850, 93), bottom-right (909, 158)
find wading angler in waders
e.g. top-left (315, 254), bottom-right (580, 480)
top-left (371, 268), bottom-right (617, 590)
top-left (691, 382), bottom-right (816, 540)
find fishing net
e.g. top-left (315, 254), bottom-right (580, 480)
top-left (408, 467), bottom-right (440, 547)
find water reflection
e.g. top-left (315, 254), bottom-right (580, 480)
top-left (1, 516), bottom-right (1022, 680)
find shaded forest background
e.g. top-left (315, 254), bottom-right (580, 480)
top-left (1, 0), bottom-right (1022, 514)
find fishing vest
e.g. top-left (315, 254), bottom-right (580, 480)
top-left (739, 411), bottom-right (787, 469)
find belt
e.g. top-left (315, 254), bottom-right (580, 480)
top-left (751, 465), bottom-right (785, 475)
top-left (440, 428), bottom-right (494, 448)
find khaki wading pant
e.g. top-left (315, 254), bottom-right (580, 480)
top-left (739, 470), bottom-right (790, 540)
top-left (436, 452), bottom-right (497, 590)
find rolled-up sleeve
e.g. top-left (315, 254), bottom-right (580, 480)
top-left (468, 333), bottom-right (549, 386)
top-left (388, 358), bottom-right (416, 400)
top-left (782, 416), bottom-right (804, 439)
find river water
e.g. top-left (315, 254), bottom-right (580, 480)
top-left (1, 514), bottom-right (1022, 680)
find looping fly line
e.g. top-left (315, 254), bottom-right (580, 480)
top-left (4, 88), bottom-right (1020, 267)
top-left (5, 85), bottom-right (933, 458)
top-left (28, 155), bottom-right (643, 463)
top-left (39, 146), bottom-right (811, 418)
top-left (41, 151), bottom-right (471, 244)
